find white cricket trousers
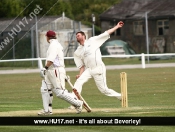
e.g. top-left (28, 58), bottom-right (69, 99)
top-left (45, 66), bottom-right (66, 90)
top-left (74, 63), bottom-right (121, 98)
top-left (45, 67), bottom-right (82, 107)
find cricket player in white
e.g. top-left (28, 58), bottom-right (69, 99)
top-left (38, 30), bottom-right (83, 115)
top-left (73, 21), bottom-right (124, 101)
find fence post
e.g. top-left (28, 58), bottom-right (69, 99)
top-left (38, 57), bottom-right (43, 70)
top-left (141, 53), bottom-right (145, 69)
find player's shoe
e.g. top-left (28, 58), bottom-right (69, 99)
top-left (117, 93), bottom-right (122, 101)
top-left (75, 101), bottom-right (83, 114)
top-left (68, 105), bottom-right (75, 110)
top-left (38, 110), bottom-right (52, 115)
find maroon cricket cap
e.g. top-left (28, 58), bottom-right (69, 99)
top-left (46, 30), bottom-right (56, 37)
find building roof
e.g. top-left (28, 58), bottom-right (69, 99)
top-left (100, 0), bottom-right (175, 21)
top-left (39, 16), bottom-right (90, 31)
top-left (0, 15), bottom-right (90, 34)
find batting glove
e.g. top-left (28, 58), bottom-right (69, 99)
top-left (40, 67), bottom-right (47, 78)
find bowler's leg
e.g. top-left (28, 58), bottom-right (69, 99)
top-left (92, 65), bottom-right (121, 99)
top-left (74, 68), bottom-right (92, 93)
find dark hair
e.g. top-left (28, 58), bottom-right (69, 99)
top-left (48, 36), bottom-right (57, 39)
top-left (76, 31), bottom-right (86, 39)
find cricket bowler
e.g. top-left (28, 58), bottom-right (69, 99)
top-left (73, 21), bottom-right (124, 100)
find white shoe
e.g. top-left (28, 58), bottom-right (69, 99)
top-left (117, 93), bottom-right (122, 101)
top-left (75, 101), bottom-right (83, 114)
top-left (68, 105), bottom-right (75, 110)
top-left (38, 110), bottom-right (52, 115)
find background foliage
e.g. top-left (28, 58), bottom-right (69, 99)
top-left (0, 0), bottom-right (121, 32)
top-left (0, 0), bottom-right (122, 59)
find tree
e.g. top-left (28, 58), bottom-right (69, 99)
top-left (0, 0), bottom-right (25, 18)
top-left (0, 0), bottom-right (121, 33)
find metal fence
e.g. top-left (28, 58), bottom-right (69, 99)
top-left (0, 53), bottom-right (175, 69)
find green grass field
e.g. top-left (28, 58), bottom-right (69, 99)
top-left (0, 67), bottom-right (175, 131)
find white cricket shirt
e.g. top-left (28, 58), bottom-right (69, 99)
top-left (46, 39), bottom-right (65, 67)
top-left (74, 31), bottom-right (110, 68)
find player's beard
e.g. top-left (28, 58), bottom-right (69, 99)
top-left (76, 38), bottom-right (82, 43)
top-left (76, 37), bottom-right (84, 45)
